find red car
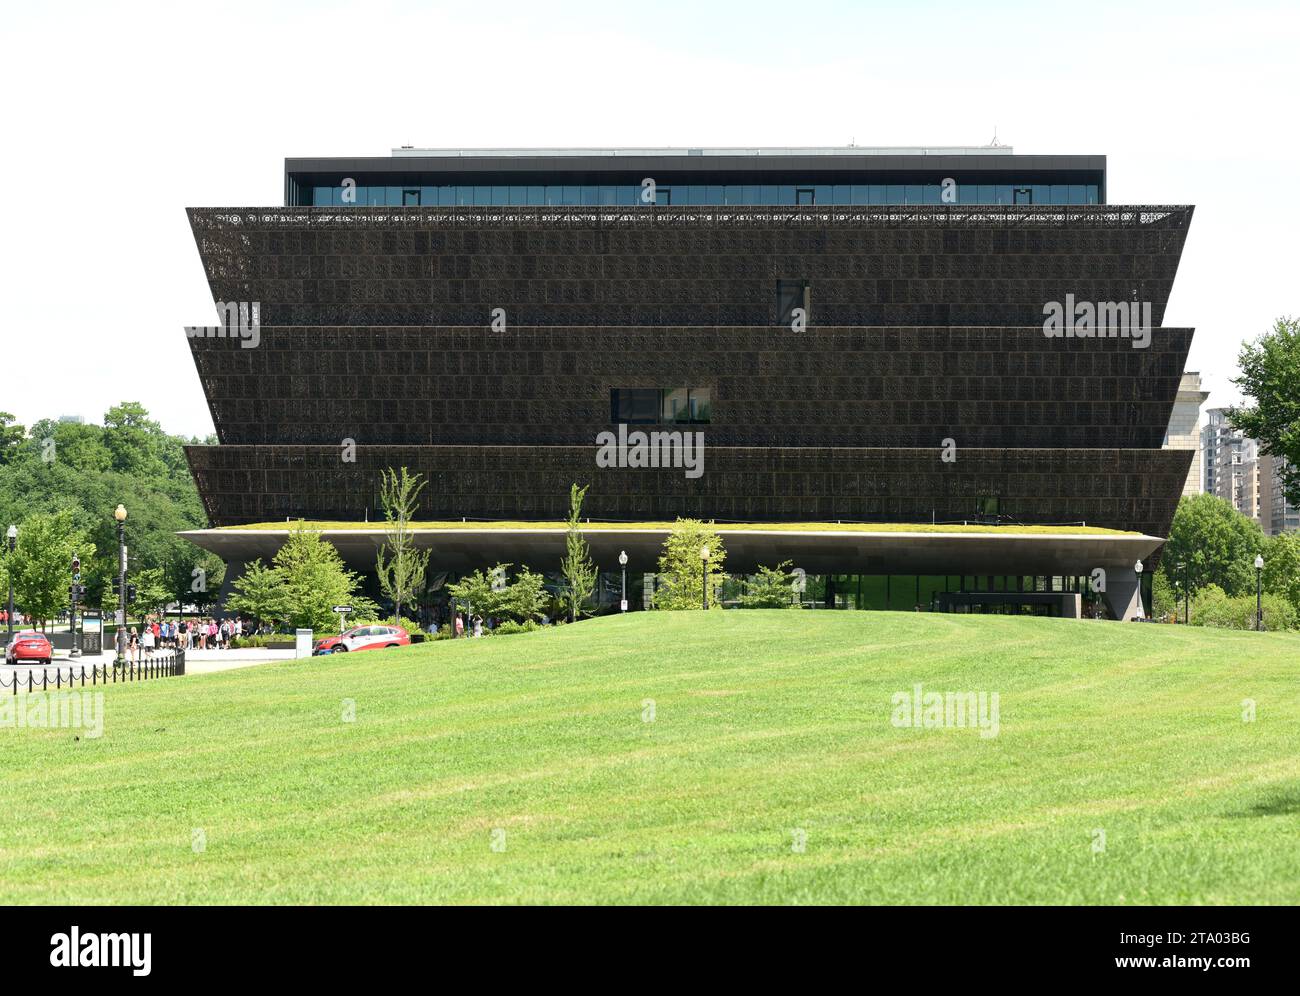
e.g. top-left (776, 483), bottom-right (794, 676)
top-left (5, 630), bottom-right (53, 666)
top-left (313, 624), bottom-right (410, 655)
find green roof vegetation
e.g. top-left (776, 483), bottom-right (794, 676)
top-left (2, 611), bottom-right (1296, 903)
top-left (216, 519), bottom-right (1138, 536)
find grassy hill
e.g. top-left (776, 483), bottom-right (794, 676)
top-left (2, 611), bottom-right (1298, 905)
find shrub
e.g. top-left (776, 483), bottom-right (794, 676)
top-left (491, 619), bottom-right (542, 636)
top-left (1190, 584), bottom-right (1296, 630)
top-left (739, 561), bottom-right (800, 608)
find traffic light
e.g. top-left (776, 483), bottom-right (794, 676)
top-left (127, 583), bottom-right (137, 602)
top-left (71, 555), bottom-right (81, 574)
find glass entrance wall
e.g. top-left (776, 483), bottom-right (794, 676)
top-left (792, 574), bottom-right (1094, 611)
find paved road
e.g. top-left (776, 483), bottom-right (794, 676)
top-left (2, 648), bottom-right (297, 688)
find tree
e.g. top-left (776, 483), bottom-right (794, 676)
top-left (375, 467), bottom-right (431, 620)
top-left (0, 412), bottom-right (27, 465)
top-left (224, 560), bottom-right (286, 627)
top-left (446, 563), bottom-right (548, 623)
top-left (2, 510), bottom-right (94, 629)
top-left (446, 566), bottom-right (509, 620)
top-left (1162, 494), bottom-right (1265, 598)
top-left (1230, 317), bottom-right (1300, 506)
top-left (102, 402), bottom-right (166, 477)
top-left (1152, 567), bottom-right (1180, 620)
top-left (654, 519), bottom-right (726, 610)
top-left (501, 567), bottom-right (548, 622)
top-left (232, 522), bottom-right (376, 633)
top-left (738, 561), bottom-right (800, 608)
top-left (560, 483), bottom-right (598, 622)
top-left (127, 566), bottom-right (172, 623)
top-left (1261, 530), bottom-right (1300, 617)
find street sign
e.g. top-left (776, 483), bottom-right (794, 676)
top-left (332, 605), bottom-right (352, 614)
top-left (620, 599), bottom-right (628, 612)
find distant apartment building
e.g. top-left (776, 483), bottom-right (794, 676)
top-left (1165, 371), bottom-right (1208, 497)
top-left (1261, 454), bottom-right (1300, 534)
top-left (1201, 407), bottom-right (1297, 534)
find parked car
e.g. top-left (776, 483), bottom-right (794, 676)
top-left (313, 625), bottom-right (410, 655)
top-left (5, 630), bottom-right (53, 666)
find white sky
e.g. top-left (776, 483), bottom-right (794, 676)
top-left (4, 0), bottom-right (1297, 438)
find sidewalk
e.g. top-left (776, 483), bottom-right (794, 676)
top-left (176, 647), bottom-right (300, 675)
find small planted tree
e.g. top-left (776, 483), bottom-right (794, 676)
top-left (376, 466), bottom-right (431, 621)
top-left (655, 519), bottom-right (726, 610)
top-left (502, 567), bottom-right (548, 622)
top-left (3, 510), bottom-right (95, 630)
top-left (738, 561), bottom-right (800, 608)
top-left (254, 521), bottom-right (376, 633)
top-left (560, 483), bottom-right (598, 622)
top-left (225, 559), bottom-right (286, 628)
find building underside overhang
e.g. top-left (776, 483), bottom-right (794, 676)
top-left (179, 526), bottom-right (1164, 578)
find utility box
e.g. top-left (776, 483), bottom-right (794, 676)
top-left (295, 629), bottom-right (313, 659)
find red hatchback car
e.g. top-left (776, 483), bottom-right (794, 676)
top-left (313, 624), bottom-right (410, 655)
top-left (5, 630), bottom-right (53, 666)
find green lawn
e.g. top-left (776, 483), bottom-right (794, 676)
top-left (2, 611), bottom-right (1297, 905)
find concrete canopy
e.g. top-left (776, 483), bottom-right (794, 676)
top-left (179, 526), bottom-right (1162, 579)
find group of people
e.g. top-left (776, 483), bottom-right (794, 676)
top-left (448, 612), bottom-right (552, 638)
top-left (123, 617), bottom-right (247, 659)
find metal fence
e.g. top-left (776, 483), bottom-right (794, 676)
top-left (0, 651), bottom-right (185, 694)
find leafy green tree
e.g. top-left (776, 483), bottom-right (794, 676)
top-left (444, 563), bottom-right (547, 622)
top-left (224, 560), bottom-right (286, 627)
top-left (102, 402), bottom-right (166, 477)
top-left (500, 567), bottom-right (548, 622)
top-left (655, 519), bottom-right (726, 610)
top-left (2, 510), bottom-right (94, 629)
top-left (375, 467), bottom-right (430, 620)
top-left (739, 561), bottom-right (800, 608)
top-left (128, 566), bottom-right (172, 622)
top-left (0, 412), bottom-right (27, 465)
top-left (560, 483), bottom-right (598, 622)
top-left (1261, 530), bottom-right (1300, 616)
top-left (231, 522), bottom-right (375, 633)
top-left (1162, 494), bottom-right (1265, 598)
top-left (1230, 317), bottom-right (1300, 506)
top-left (446, 566), bottom-right (508, 620)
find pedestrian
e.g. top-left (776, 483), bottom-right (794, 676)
top-left (128, 626), bottom-right (139, 663)
top-left (454, 614), bottom-right (464, 638)
top-left (142, 624), bottom-right (155, 657)
top-left (472, 614), bottom-right (483, 638)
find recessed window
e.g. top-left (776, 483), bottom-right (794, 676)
top-left (402, 189), bottom-right (421, 206)
top-left (795, 188), bottom-right (815, 206)
top-left (776, 279), bottom-right (809, 327)
top-left (611, 388), bottom-right (711, 425)
top-left (1013, 187), bottom-right (1032, 205)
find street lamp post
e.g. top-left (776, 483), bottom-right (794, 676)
top-left (114, 504), bottom-right (127, 665)
top-left (1255, 554), bottom-right (1265, 631)
top-left (1134, 559), bottom-right (1144, 621)
top-left (700, 546), bottom-right (711, 610)
top-left (619, 550), bottom-right (628, 612)
top-left (6, 524), bottom-right (16, 643)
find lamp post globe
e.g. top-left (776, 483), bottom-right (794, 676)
top-left (1133, 559), bottom-right (1144, 620)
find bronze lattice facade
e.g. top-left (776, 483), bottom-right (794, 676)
top-left (184, 151), bottom-right (1194, 540)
